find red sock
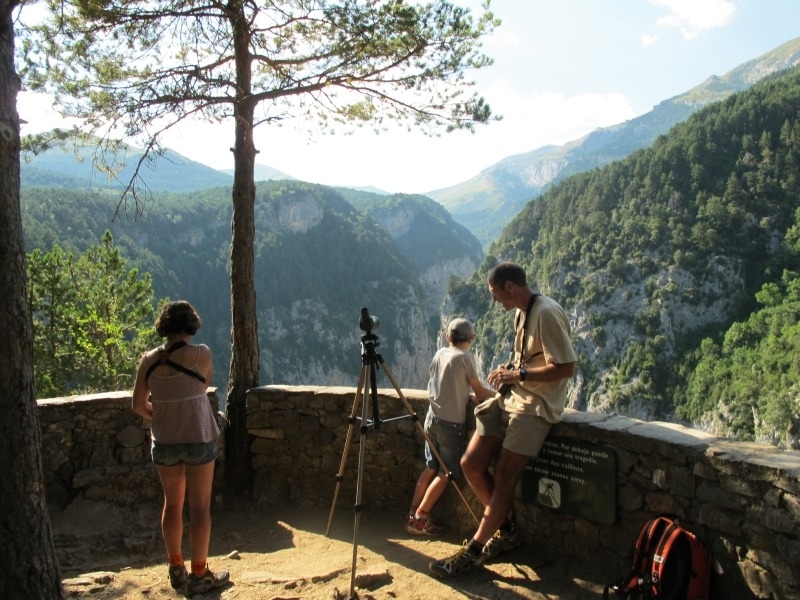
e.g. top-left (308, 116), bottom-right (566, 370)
top-left (192, 562), bottom-right (208, 577)
top-left (168, 555), bottom-right (184, 567)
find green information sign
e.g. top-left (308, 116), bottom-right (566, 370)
top-left (521, 435), bottom-right (617, 525)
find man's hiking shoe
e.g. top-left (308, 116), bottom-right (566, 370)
top-left (483, 526), bottom-right (522, 560)
top-left (168, 564), bottom-right (188, 590)
top-left (405, 514), bottom-right (443, 536)
top-left (186, 569), bottom-right (230, 595)
top-left (429, 541), bottom-right (484, 578)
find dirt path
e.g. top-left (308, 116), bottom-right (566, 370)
top-left (54, 499), bottom-right (614, 599)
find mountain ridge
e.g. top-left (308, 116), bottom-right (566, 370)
top-left (20, 181), bottom-right (482, 393)
top-left (21, 37), bottom-right (800, 248)
top-left (426, 36), bottom-right (800, 246)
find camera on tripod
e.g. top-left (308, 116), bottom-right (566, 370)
top-left (327, 303), bottom-right (481, 585)
top-left (359, 307), bottom-right (380, 359)
top-left (359, 307), bottom-right (379, 333)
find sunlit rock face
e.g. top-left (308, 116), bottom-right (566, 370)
top-left (258, 193), bottom-right (324, 233)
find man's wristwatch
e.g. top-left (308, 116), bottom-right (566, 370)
top-left (519, 367), bottom-right (527, 381)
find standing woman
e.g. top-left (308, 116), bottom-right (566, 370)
top-left (132, 300), bottom-right (229, 595)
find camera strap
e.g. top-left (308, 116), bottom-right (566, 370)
top-left (514, 293), bottom-right (542, 368)
top-left (498, 293), bottom-right (543, 398)
top-left (145, 340), bottom-right (206, 383)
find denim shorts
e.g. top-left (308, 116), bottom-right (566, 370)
top-left (423, 410), bottom-right (466, 477)
top-left (151, 440), bottom-right (218, 466)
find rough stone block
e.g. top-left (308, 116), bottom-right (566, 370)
top-left (764, 506), bottom-right (798, 535)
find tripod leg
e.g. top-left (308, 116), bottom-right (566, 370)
top-left (378, 361), bottom-right (481, 526)
top-left (349, 361), bottom-right (375, 599)
top-left (325, 364), bottom-right (367, 537)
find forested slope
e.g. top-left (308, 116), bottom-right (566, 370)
top-left (22, 181), bottom-right (483, 394)
top-left (448, 66), bottom-right (800, 447)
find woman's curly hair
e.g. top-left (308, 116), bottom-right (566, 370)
top-left (155, 300), bottom-right (202, 337)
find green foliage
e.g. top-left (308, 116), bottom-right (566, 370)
top-left (27, 231), bottom-right (162, 397)
top-left (681, 269), bottom-right (800, 447)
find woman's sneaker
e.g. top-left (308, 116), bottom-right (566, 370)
top-left (429, 541), bottom-right (484, 578)
top-left (186, 568), bottom-right (230, 594)
top-left (168, 564), bottom-right (188, 590)
top-left (404, 514), bottom-right (443, 536)
top-left (482, 526), bottom-right (522, 560)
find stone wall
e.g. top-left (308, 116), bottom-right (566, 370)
top-left (37, 386), bottom-right (800, 599)
top-left (38, 390), bottom-right (222, 509)
top-left (247, 385), bottom-right (800, 600)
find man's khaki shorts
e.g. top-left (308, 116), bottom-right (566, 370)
top-left (474, 397), bottom-right (551, 457)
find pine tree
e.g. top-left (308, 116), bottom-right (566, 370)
top-left (20, 0), bottom-right (499, 491)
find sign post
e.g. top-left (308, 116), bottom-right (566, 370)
top-left (520, 435), bottom-right (617, 525)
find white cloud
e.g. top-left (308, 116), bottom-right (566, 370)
top-left (650, 0), bottom-right (736, 40)
top-left (641, 34), bottom-right (658, 47)
top-left (491, 27), bottom-right (523, 49)
top-left (359, 83), bottom-right (636, 193)
top-left (483, 80), bottom-right (636, 149)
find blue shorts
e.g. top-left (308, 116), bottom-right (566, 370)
top-left (423, 409), bottom-right (466, 478)
top-left (151, 440), bottom-right (218, 466)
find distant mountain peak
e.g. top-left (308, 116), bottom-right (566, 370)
top-left (426, 36), bottom-right (800, 247)
top-left (222, 163), bottom-right (295, 182)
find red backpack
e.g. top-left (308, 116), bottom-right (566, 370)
top-left (604, 514), bottom-right (712, 600)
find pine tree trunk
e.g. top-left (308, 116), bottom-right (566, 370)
top-left (225, 6), bottom-right (259, 495)
top-left (0, 1), bottom-right (64, 597)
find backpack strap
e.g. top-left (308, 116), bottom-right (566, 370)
top-left (604, 516), bottom-right (671, 600)
top-left (145, 340), bottom-right (206, 384)
top-left (650, 521), bottom-right (682, 597)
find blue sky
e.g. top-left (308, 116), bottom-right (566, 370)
top-left (18, 0), bottom-right (800, 194)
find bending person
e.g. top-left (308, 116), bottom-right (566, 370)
top-left (406, 317), bottom-right (496, 535)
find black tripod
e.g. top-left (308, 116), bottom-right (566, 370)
top-left (325, 308), bottom-right (479, 600)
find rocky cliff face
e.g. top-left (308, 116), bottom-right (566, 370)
top-left (367, 195), bottom-right (483, 335)
top-left (257, 290), bottom-right (434, 390)
top-left (251, 189), bottom-right (477, 391)
top-left (566, 256), bottom-right (745, 420)
top-left (418, 255), bottom-right (479, 315)
top-left (376, 232), bottom-right (480, 385)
